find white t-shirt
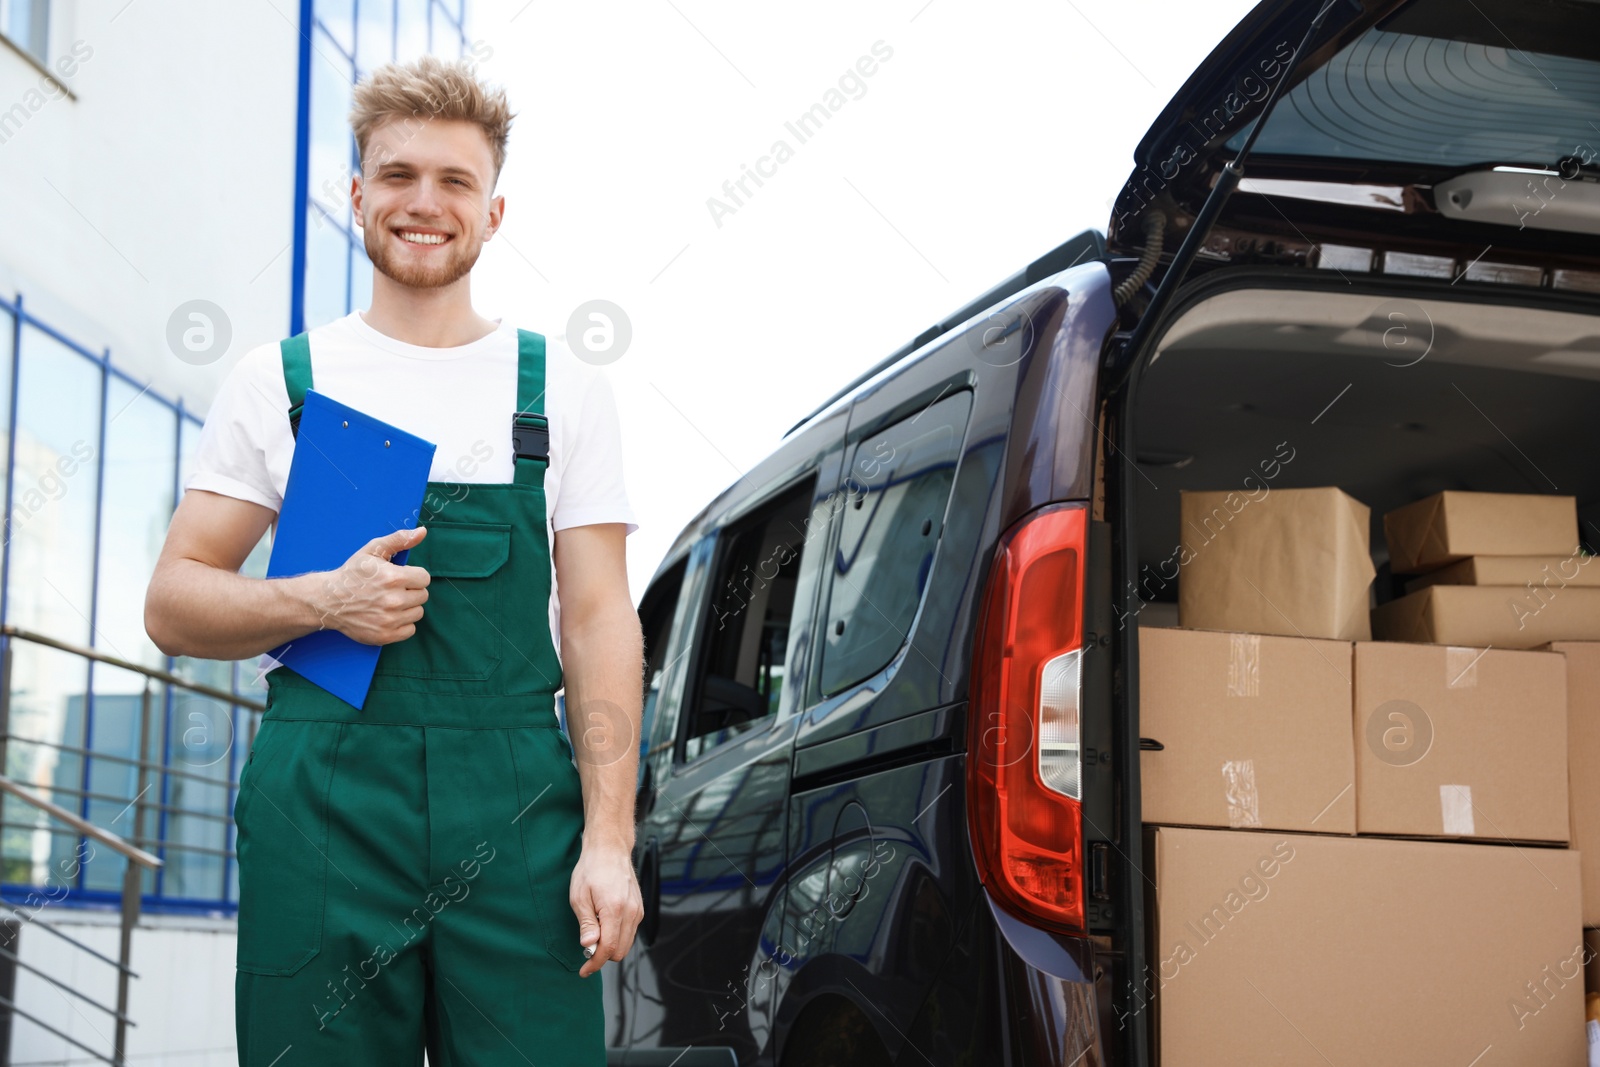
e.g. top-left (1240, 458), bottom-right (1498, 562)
top-left (183, 309), bottom-right (637, 677)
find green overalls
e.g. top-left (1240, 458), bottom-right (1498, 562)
top-left (232, 329), bottom-right (603, 1066)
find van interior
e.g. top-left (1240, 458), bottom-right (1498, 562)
top-left (1130, 283), bottom-right (1600, 611)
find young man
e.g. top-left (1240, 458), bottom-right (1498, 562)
top-left (144, 55), bottom-right (643, 1066)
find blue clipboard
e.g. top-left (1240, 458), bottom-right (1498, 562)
top-left (265, 389), bottom-right (436, 708)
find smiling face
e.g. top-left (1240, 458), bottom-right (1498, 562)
top-left (353, 116), bottom-right (504, 291)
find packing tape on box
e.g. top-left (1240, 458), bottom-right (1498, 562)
top-left (1222, 759), bottom-right (1262, 828)
top-left (1440, 784), bottom-right (1475, 835)
top-left (1445, 646), bottom-right (1482, 689)
top-left (1227, 633), bottom-right (1260, 697)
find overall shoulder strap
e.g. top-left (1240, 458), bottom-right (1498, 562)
top-left (279, 332), bottom-right (313, 438)
top-left (512, 329), bottom-right (549, 488)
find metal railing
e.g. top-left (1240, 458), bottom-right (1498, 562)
top-left (0, 625), bottom-right (266, 1065)
top-left (0, 776), bottom-right (159, 1066)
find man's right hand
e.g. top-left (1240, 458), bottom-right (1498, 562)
top-left (314, 527), bottom-right (432, 645)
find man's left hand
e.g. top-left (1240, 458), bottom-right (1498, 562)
top-left (570, 841), bottom-right (644, 978)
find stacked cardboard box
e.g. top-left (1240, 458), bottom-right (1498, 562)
top-left (1353, 641), bottom-right (1568, 842)
top-left (1177, 486), bottom-right (1373, 641)
top-left (1372, 491), bottom-right (1600, 647)
top-left (1145, 827), bottom-right (1584, 1066)
top-left (1139, 627), bottom-right (1354, 834)
top-left (1554, 643), bottom-right (1600, 1067)
top-left (1562, 644), bottom-right (1600, 929)
top-left (1145, 486), bottom-right (1591, 1064)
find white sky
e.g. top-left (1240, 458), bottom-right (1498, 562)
top-left (465, 0), bottom-right (1260, 600)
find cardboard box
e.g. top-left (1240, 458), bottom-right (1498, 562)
top-left (1353, 642), bottom-right (1568, 842)
top-left (1146, 827), bottom-right (1585, 1067)
top-left (1551, 643), bottom-right (1600, 926)
top-left (1140, 627), bottom-right (1354, 834)
top-left (1372, 585), bottom-right (1600, 649)
top-left (1383, 491), bottom-right (1578, 574)
top-left (1178, 487), bottom-right (1374, 641)
top-left (1405, 554), bottom-right (1600, 594)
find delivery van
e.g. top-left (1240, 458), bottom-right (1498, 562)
top-left (608, 0), bottom-right (1600, 1063)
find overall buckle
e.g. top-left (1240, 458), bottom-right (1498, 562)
top-left (512, 412), bottom-right (549, 464)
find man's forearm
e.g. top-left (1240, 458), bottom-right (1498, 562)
top-left (146, 560), bottom-right (325, 661)
top-left (562, 603), bottom-right (645, 852)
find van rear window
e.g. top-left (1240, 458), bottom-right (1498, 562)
top-left (1236, 10), bottom-right (1600, 170)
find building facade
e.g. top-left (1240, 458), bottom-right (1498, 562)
top-left (0, 1), bottom-right (473, 1061)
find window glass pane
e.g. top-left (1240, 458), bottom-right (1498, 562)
top-left (176, 414), bottom-right (269, 905)
top-left (686, 482), bottom-right (815, 760)
top-left (306, 209), bottom-right (352, 329)
top-left (4, 0), bottom-right (48, 61)
top-left (162, 688), bottom-right (231, 901)
top-left (316, 0), bottom-right (355, 56)
top-left (240, 530), bottom-right (272, 581)
top-left (0, 309), bottom-right (13, 492)
top-left (163, 659), bottom-right (232, 900)
top-left (231, 534), bottom-right (272, 901)
top-left (5, 327), bottom-right (100, 887)
top-left (309, 29), bottom-right (355, 227)
top-left (429, 0), bottom-right (458, 57)
top-left (4, 645), bottom-right (87, 886)
top-left (98, 378), bottom-right (176, 670)
top-left (228, 695), bottom-right (263, 905)
top-left (80, 667), bottom-right (166, 895)
top-left (177, 415), bottom-right (202, 504)
top-left (74, 381), bottom-right (177, 894)
top-left (10, 325), bottom-right (100, 643)
top-left (396, 0), bottom-right (429, 62)
top-left (356, 0), bottom-right (394, 74)
top-left (1238, 25), bottom-right (1600, 171)
top-left (821, 392), bottom-right (972, 695)
top-left (639, 560), bottom-right (687, 786)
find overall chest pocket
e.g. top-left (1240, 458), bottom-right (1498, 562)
top-left (375, 520), bottom-right (513, 682)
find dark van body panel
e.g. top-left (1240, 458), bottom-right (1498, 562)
top-left (620, 263), bottom-right (1119, 1067)
top-left (617, 402), bottom-right (850, 1065)
top-left (794, 265), bottom-right (1117, 754)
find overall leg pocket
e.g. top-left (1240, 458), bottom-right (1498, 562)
top-left (235, 720), bottom-right (343, 977)
top-left (509, 726), bottom-right (591, 972)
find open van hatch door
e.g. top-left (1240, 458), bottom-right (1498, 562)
top-left (1109, 0), bottom-right (1600, 282)
top-left (1095, 3), bottom-right (1600, 1066)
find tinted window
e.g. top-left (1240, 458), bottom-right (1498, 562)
top-left (639, 559), bottom-right (688, 784)
top-left (1238, 20), bottom-right (1600, 170)
top-left (685, 480), bottom-right (815, 761)
top-left (821, 391), bottom-right (971, 695)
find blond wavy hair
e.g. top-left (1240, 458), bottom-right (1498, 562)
top-left (349, 54), bottom-right (514, 187)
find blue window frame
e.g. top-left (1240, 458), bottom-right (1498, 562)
top-left (291, 0), bottom-right (474, 334)
top-left (0, 295), bottom-right (268, 916)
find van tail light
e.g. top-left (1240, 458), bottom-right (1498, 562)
top-left (967, 503), bottom-right (1086, 933)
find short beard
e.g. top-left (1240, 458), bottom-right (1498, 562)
top-left (365, 225), bottom-right (482, 290)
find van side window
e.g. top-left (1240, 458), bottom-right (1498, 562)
top-left (638, 558), bottom-right (688, 783)
top-left (685, 479), bottom-right (817, 761)
top-left (821, 391), bottom-right (973, 695)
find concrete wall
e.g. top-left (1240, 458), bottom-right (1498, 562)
top-left (9, 911), bottom-right (237, 1066)
top-left (0, 0), bottom-right (301, 413)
